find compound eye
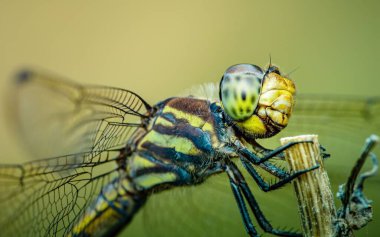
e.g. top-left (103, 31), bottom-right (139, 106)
top-left (219, 64), bottom-right (263, 121)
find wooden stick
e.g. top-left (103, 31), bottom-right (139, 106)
top-left (280, 135), bottom-right (336, 237)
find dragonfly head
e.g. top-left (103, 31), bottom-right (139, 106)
top-left (219, 64), bottom-right (296, 139)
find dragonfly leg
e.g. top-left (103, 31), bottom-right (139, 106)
top-left (258, 161), bottom-right (289, 179)
top-left (225, 161), bottom-right (302, 237)
top-left (240, 156), bottom-right (319, 192)
top-left (229, 176), bottom-right (259, 237)
top-left (244, 139), bottom-right (286, 160)
top-left (235, 140), bottom-right (313, 165)
top-left (237, 139), bottom-right (290, 179)
top-left (319, 145), bottom-right (331, 159)
top-left (243, 139), bottom-right (326, 177)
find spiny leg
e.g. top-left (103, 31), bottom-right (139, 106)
top-left (258, 161), bottom-right (289, 179)
top-left (229, 178), bottom-right (258, 237)
top-left (236, 139), bottom-right (321, 190)
top-left (240, 156), bottom-right (319, 192)
top-left (240, 138), bottom-right (324, 179)
top-left (254, 154), bottom-right (317, 180)
top-left (246, 138), bottom-right (329, 161)
top-left (255, 151), bottom-right (313, 180)
top-left (236, 140), bottom-right (313, 165)
top-left (225, 161), bottom-right (302, 237)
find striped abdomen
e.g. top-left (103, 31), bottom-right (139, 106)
top-left (69, 178), bottom-right (146, 237)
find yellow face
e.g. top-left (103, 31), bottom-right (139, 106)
top-left (219, 64), bottom-right (296, 139)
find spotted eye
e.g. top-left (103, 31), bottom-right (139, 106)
top-left (219, 64), bottom-right (263, 121)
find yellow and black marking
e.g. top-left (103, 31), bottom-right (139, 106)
top-left (70, 97), bottom-right (229, 236)
top-left (70, 179), bottom-right (146, 237)
top-left (68, 64), bottom-right (300, 236)
top-left (19, 63), bottom-right (303, 237)
top-left (129, 97), bottom-right (226, 190)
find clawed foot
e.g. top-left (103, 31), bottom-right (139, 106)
top-left (319, 145), bottom-right (331, 159)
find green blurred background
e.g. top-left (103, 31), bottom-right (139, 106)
top-left (0, 1), bottom-right (379, 236)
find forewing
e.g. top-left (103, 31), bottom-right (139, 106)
top-left (8, 70), bottom-right (151, 158)
top-left (0, 150), bottom-right (121, 237)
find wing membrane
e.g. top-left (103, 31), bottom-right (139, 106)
top-left (0, 150), bottom-right (120, 237)
top-left (289, 95), bottom-right (380, 136)
top-left (9, 70), bottom-right (151, 158)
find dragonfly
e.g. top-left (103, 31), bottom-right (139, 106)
top-left (0, 63), bottom-right (379, 237)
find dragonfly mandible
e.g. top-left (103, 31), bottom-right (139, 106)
top-left (0, 63), bottom-right (379, 237)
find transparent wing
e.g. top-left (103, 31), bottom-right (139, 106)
top-left (0, 150), bottom-right (120, 237)
top-left (1, 70), bottom-right (151, 236)
top-left (287, 94), bottom-right (380, 140)
top-left (282, 95), bottom-right (380, 175)
top-left (8, 70), bottom-right (151, 158)
top-left (131, 94), bottom-right (380, 237)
